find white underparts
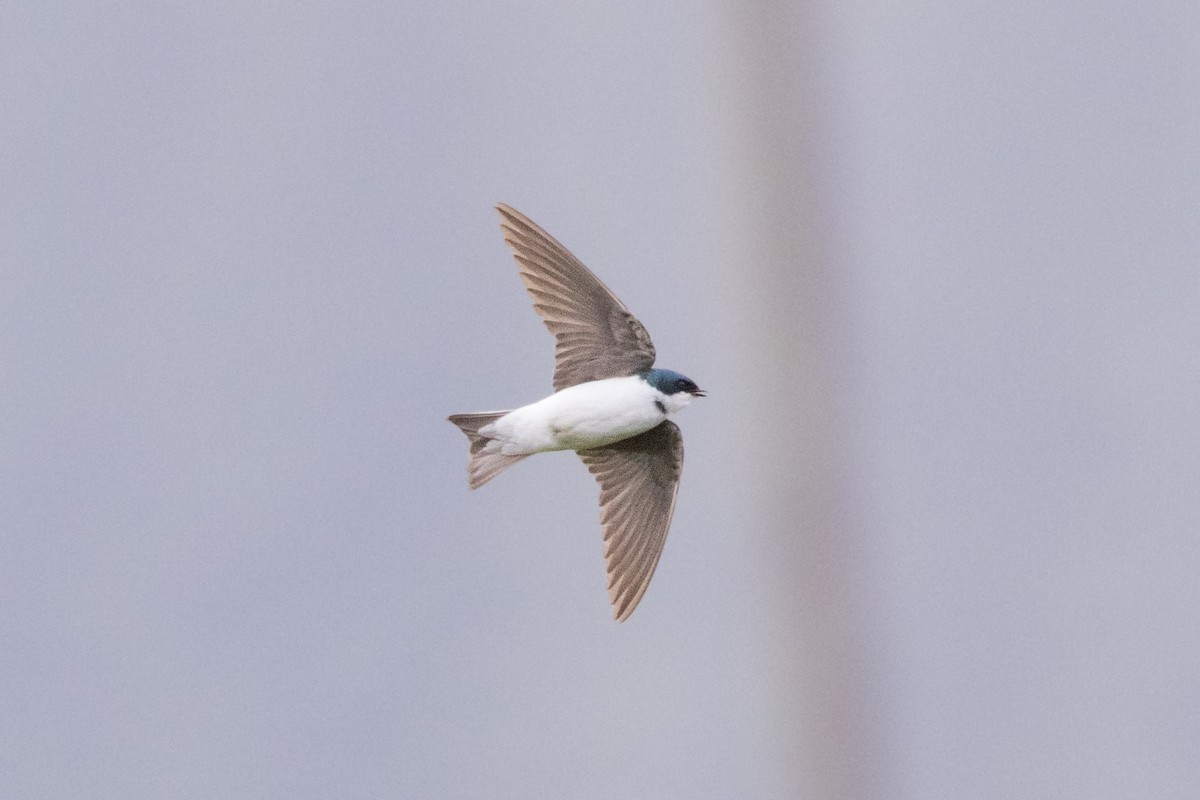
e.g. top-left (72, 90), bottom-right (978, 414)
top-left (482, 375), bottom-right (689, 455)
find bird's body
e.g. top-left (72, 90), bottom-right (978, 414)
top-left (478, 374), bottom-right (695, 456)
top-left (448, 204), bottom-right (704, 621)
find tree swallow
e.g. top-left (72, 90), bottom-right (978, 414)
top-left (448, 204), bottom-right (704, 621)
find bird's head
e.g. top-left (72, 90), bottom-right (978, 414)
top-left (641, 368), bottom-right (705, 412)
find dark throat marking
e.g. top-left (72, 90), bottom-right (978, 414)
top-left (654, 399), bottom-right (666, 414)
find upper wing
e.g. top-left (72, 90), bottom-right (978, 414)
top-left (496, 204), bottom-right (656, 390)
top-left (577, 421), bottom-right (684, 621)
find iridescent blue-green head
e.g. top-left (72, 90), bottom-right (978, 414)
top-left (640, 368), bottom-right (705, 398)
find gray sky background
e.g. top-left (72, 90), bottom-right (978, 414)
top-left (4, 2), bottom-right (1198, 798)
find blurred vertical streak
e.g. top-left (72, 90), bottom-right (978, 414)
top-left (723, 2), bottom-right (879, 798)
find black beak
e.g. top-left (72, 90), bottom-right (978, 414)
top-left (691, 388), bottom-right (706, 397)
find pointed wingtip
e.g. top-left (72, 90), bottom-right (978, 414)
top-left (610, 589), bottom-right (639, 622)
top-left (495, 203), bottom-right (523, 237)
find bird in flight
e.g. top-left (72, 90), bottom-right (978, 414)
top-left (448, 204), bottom-right (704, 621)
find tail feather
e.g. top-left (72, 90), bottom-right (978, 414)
top-left (447, 411), bottom-right (528, 489)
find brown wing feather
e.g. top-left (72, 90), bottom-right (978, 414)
top-left (577, 421), bottom-right (684, 621)
top-left (496, 204), bottom-right (656, 390)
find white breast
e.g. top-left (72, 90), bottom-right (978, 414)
top-left (487, 376), bottom-right (668, 454)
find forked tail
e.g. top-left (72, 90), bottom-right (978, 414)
top-left (447, 411), bottom-right (529, 489)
